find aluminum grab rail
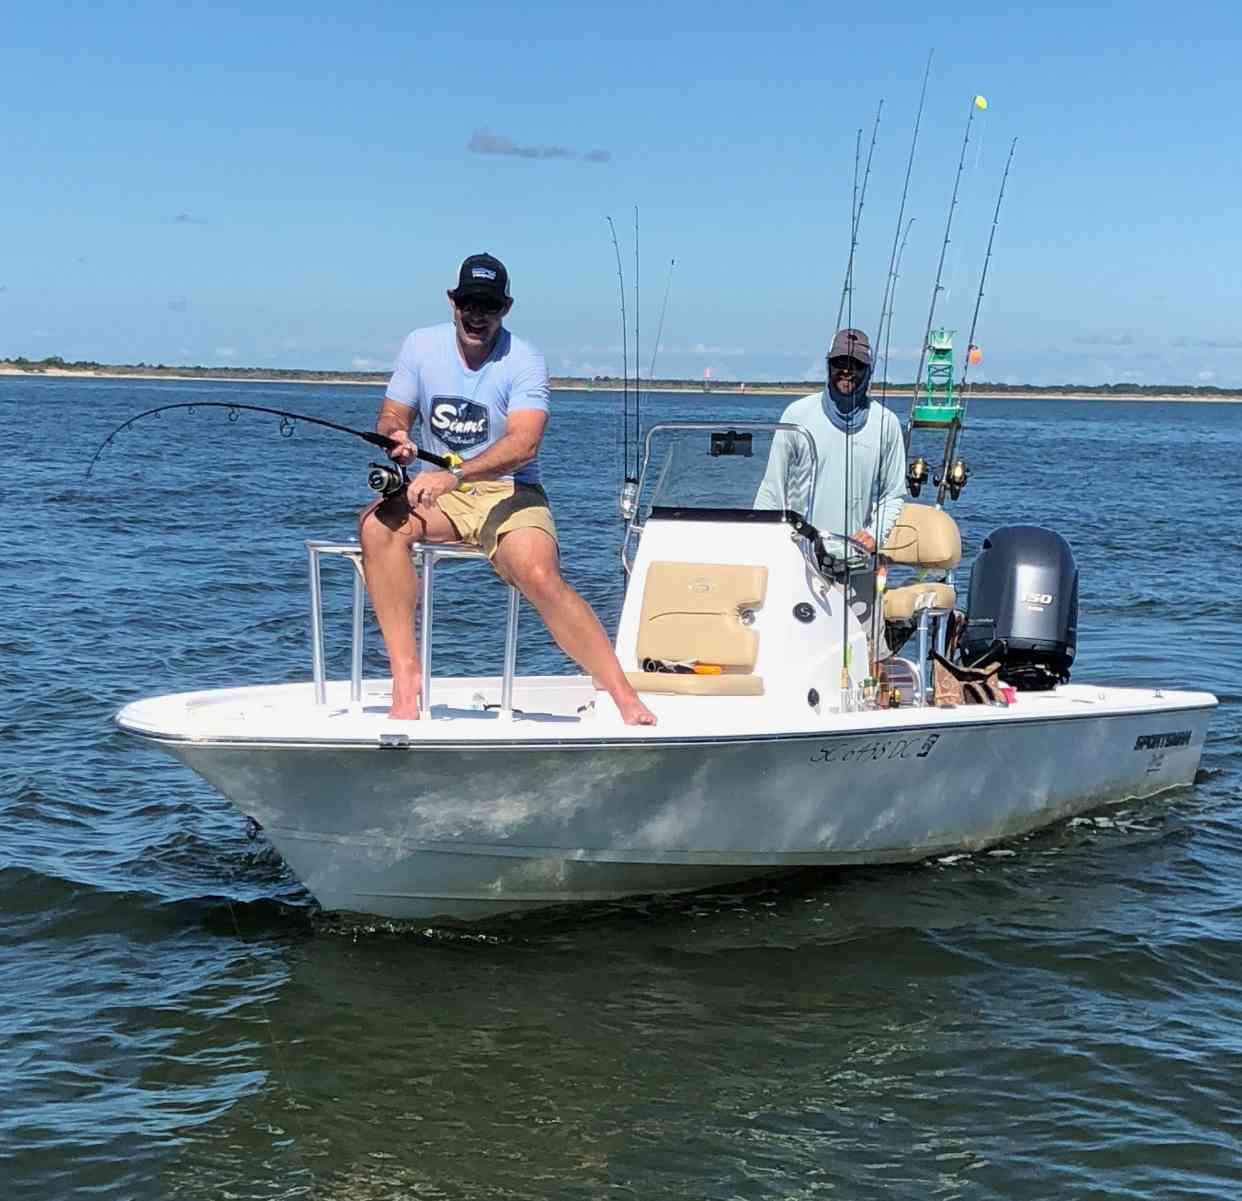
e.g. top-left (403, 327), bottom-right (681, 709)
top-left (305, 540), bottom-right (521, 721)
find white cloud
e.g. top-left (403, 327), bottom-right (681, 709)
top-left (351, 356), bottom-right (387, 370)
top-left (467, 128), bottom-right (611, 163)
top-left (690, 343), bottom-right (746, 357)
top-left (556, 360), bottom-right (617, 378)
top-left (1073, 332), bottom-right (1135, 347)
top-left (215, 347), bottom-right (238, 359)
top-left (1197, 368), bottom-right (1216, 382)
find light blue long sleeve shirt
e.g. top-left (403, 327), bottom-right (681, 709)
top-left (754, 390), bottom-right (908, 549)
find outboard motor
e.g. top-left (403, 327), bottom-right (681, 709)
top-left (960, 525), bottom-right (1078, 690)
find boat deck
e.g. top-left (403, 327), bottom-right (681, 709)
top-left (116, 674), bottom-right (1217, 748)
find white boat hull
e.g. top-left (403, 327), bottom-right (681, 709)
top-left (120, 679), bottom-right (1215, 922)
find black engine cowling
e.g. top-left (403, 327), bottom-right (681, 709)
top-left (960, 525), bottom-right (1078, 690)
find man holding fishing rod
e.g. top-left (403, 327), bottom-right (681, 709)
top-left (360, 252), bottom-right (657, 726)
top-left (755, 327), bottom-right (907, 657)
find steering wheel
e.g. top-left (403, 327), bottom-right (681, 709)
top-left (775, 510), bottom-right (873, 578)
top-left (814, 530), bottom-right (876, 577)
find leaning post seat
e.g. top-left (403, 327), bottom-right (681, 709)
top-left (881, 503), bottom-right (962, 621)
top-left (880, 503), bottom-right (963, 706)
top-left (625, 561), bottom-right (767, 696)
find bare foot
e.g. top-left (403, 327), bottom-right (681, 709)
top-left (388, 673), bottom-right (422, 721)
top-left (617, 694), bottom-right (657, 726)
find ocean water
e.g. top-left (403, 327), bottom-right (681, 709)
top-left (1, 376), bottom-right (1239, 1199)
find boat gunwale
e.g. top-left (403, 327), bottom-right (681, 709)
top-left (115, 694), bottom-right (1219, 753)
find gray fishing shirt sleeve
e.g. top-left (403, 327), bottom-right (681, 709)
top-left (754, 392), bottom-right (908, 545)
top-left (870, 407), bottom-right (908, 547)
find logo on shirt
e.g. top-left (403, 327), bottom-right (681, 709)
top-left (429, 397), bottom-right (489, 451)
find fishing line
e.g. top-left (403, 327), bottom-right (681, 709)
top-left (839, 128), bottom-right (862, 338)
top-left (634, 206), bottom-right (642, 481)
top-left (938, 136), bottom-right (1017, 506)
top-left (606, 216), bottom-right (631, 491)
top-left (958, 138), bottom-right (1017, 402)
top-left (907, 94), bottom-right (982, 438)
top-left (86, 401), bottom-right (453, 479)
top-left (836, 100), bottom-right (882, 333)
top-left (645, 258), bottom-right (676, 390)
top-left (941, 120), bottom-right (988, 317)
top-left (838, 134), bottom-right (862, 706)
top-left (868, 218), bottom-right (915, 692)
top-left (876, 48), bottom-right (933, 405)
top-left (879, 218), bottom-right (916, 403)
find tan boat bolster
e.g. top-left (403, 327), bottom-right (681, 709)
top-left (625, 671), bottom-right (765, 696)
top-left (635, 561), bottom-right (768, 670)
top-left (881, 503), bottom-right (962, 570)
top-left (884, 582), bottom-right (957, 622)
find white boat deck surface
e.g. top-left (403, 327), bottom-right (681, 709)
top-left (116, 674), bottom-right (1217, 747)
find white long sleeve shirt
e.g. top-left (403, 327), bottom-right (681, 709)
top-left (754, 390), bottom-right (908, 551)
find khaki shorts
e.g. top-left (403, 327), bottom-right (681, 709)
top-left (436, 481), bottom-right (558, 578)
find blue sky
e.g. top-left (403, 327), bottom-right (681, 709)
top-left (4, 0), bottom-right (1241, 386)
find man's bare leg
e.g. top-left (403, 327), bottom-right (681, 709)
top-left (493, 528), bottom-right (656, 726)
top-left (359, 496), bottom-right (459, 720)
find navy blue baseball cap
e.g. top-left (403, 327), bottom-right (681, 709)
top-left (451, 253), bottom-right (511, 303)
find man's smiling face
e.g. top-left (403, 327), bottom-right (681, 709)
top-left (449, 291), bottom-right (511, 359)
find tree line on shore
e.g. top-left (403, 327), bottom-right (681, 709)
top-left (1, 355), bottom-right (384, 383)
top-left (3, 355), bottom-right (1240, 398)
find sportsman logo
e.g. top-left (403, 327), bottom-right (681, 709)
top-left (429, 397), bottom-right (489, 451)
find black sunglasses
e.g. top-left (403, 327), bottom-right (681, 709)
top-left (455, 295), bottom-right (506, 315)
top-left (829, 357), bottom-right (864, 373)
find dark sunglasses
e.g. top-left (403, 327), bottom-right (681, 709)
top-left (455, 295), bottom-right (506, 315)
top-left (829, 357), bottom-right (864, 373)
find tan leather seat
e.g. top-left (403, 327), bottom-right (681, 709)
top-left (881, 503), bottom-right (962, 569)
top-left (625, 561), bottom-right (767, 696)
top-left (881, 504), bottom-right (963, 623)
top-left (884, 581), bottom-right (956, 621)
top-left (625, 671), bottom-right (765, 697)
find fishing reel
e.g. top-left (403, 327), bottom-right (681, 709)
top-left (906, 456), bottom-right (930, 497)
top-left (367, 461), bottom-right (408, 499)
top-left (934, 457), bottom-right (970, 501)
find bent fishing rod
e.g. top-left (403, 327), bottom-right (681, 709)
top-left (85, 401), bottom-right (458, 498)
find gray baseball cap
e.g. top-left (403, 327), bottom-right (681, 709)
top-left (829, 328), bottom-right (872, 367)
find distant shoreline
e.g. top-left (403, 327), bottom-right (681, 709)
top-left (2, 363), bottom-right (1240, 404)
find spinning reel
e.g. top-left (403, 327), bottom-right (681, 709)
top-left (906, 454), bottom-right (969, 501)
top-left (367, 461), bottom-right (409, 498)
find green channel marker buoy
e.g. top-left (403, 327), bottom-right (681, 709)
top-left (911, 327), bottom-right (964, 429)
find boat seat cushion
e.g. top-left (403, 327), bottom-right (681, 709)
top-left (625, 671), bottom-right (765, 696)
top-left (881, 504), bottom-right (962, 570)
top-left (635, 561), bottom-right (768, 670)
top-left (884, 582), bottom-right (957, 623)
